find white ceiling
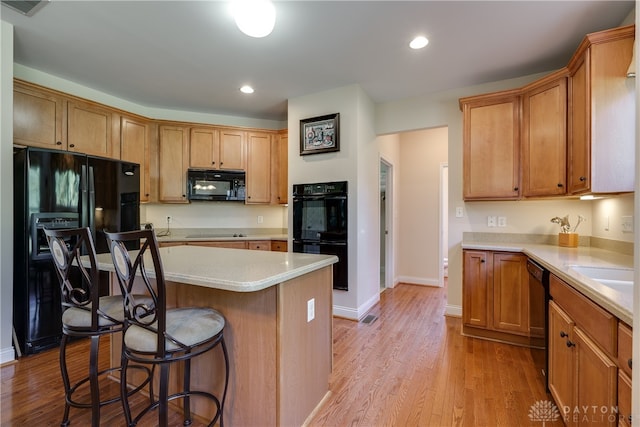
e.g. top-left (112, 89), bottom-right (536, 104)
top-left (1, 1), bottom-right (634, 122)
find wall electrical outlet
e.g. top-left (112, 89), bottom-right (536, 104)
top-left (307, 298), bottom-right (315, 322)
top-left (166, 216), bottom-right (172, 224)
top-left (257, 215), bottom-right (264, 224)
top-left (455, 207), bottom-right (464, 218)
top-left (621, 216), bottom-right (633, 233)
top-left (487, 216), bottom-right (497, 227)
top-left (498, 216), bottom-right (507, 227)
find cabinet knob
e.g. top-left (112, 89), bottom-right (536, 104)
top-left (560, 331), bottom-right (568, 338)
top-left (220, 162), bottom-right (224, 166)
top-left (557, 183), bottom-right (563, 188)
top-left (579, 176), bottom-right (586, 182)
top-left (566, 340), bottom-right (575, 348)
top-left (56, 141), bottom-right (62, 146)
top-left (69, 144), bottom-right (75, 148)
top-left (628, 358), bottom-right (632, 369)
top-left (480, 259), bottom-right (485, 263)
top-left (212, 161), bottom-right (216, 165)
top-left (513, 187), bottom-right (519, 191)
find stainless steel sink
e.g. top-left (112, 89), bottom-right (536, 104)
top-left (567, 265), bottom-right (634, 292)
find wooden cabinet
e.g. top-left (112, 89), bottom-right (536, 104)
top-left (271, 240), bottom-right (287, 252)
top-left (248, 241), bottom-right (270, 251)
top-left (271, 131), bottom-right (288, 205)
top-left (617, 322), bottom-right (633, 427)
top-left (190, 127), bottom-right (246, 170)
top-left (566, 25), bottom-right (634, 195)
top-left (13, 80), bottom-right (117, 158)
top-left (460, 91), bottom-right (521, 200)
top-left (548, 275), bottom-right (619, 427)
top-left (521, 71), bottom-right (568, 197)
top-left (618, 370), bottom-right (632, 427)
top-left (13, 81), bottom-right (65, 149)
top-left (158, 125), bottom-right (189, 203)
top-left (246, 132), bottom-right (272, 204)
top-left (121, 115), bottom-right (153, 202)
top-left (462, 250), bottom-right (533, 345)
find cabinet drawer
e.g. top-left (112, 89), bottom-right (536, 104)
top-left (618, 322), bottom-right (633, 378)
top-left (248, 241), bottom-right (271, 251)
top-left (549, 274), bottom-right (617, 356)
top-left (270, 240), bottom-right (287, 252)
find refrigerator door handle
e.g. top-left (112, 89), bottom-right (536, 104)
top-left (88, 165), bottom-right (95, 233)
top-left (81, 164), bottom-right (90, 228)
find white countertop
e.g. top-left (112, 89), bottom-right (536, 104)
top-left (94, 246), bottom-right (337, 293)
top-left (153, 227), bottom-right (287, 243)
top-left (462, 241), bottom-right (634, 325)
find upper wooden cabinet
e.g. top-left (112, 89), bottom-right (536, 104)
top-left (13, 81), bottom-right (65, 149)
top-left (13, 80), bottom-right (117, 158)
top-left (246, 132), bottom-right (272, 204)
top-left (121, 116), bottom-right (153, 203)
top-left (158, 125), bottom-right (189, 203)
top-left (460, 91), bottom-right (521, 200)
top-left (567, 25), bottom-right (635, 195)
top-left (521, 71), bottom-right (568, 197)
top-left (190, 127), bottom-right (246, 170)
top-left (271, 131), bottom-right (288, 205)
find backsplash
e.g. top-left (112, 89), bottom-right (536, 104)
top-left (142, 203), bottom-right (288, 229)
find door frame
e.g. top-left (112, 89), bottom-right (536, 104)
top-left (439, 163), bottom-right (448, 287)
top-left (380, 157), bottom-right (394, 290)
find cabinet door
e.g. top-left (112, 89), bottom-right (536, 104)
top-left (462, 94), bottom-right (520, 200)
top-left (190, 127), bottom-right (219, 169)
top-left (522, 76), bottom-right (567, 197)
top-left (548, 301), bottom-right (575, 426)
top-left (219, 129), bottom-right (246, 170)
top-left (246, 132), bottom-right (272, 204)
top-left (462, 250), bottom-right (489, 328)
top-left (67, 100), bottom-right (114, 158)
top-left (248, 241), bottom-right (271, 251)
top-left (567, 52), bottom-right (590, 194)
top-left (618, 371), bottom-right (632, 427)
top-left (158, 125), bottom-right (189, 203)
top-left (13, 83), bottom-right (65, 149)
top-left (573, 327), bottom-right (617, 427)
top-left (271, 240), bottom-right (287, 252)
top-left (121, 116), bottom-right (151, 202)
top-left (271, 132), bottom-right (288, 205)
top-left (492, 252), bottom-right (529, 335)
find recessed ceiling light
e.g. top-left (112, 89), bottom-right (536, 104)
top-left (231, 0), bottom-right (276, 38)
top-left (240, 85), bottom-right (255, 94)
top-left (410, 36), bottom-right (429, 50)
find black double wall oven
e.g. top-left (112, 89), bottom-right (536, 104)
top-left (292, 181), bottom-right (348, 290)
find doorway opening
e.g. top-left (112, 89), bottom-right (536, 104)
top-left (439, 163), bottom-right (448, 286)
top-left (380, 158), bottom-right (393, 292)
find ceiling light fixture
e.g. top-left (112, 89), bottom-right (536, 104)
top-left (240, 85), bottom-right (255, 94)
top-left (409, 36), bottom-right (429, 50)
top-left (231, 0), bottom-right (276, 38)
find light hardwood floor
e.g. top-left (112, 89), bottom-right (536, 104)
top-left (1, 283), bottom-right (560, 426)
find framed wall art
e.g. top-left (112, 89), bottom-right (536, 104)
top-left (299, 113), bottom-right (340, 155)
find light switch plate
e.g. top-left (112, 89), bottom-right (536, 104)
top-left (621, 216), bottom-right (633, 233)
top-left (498, 216), bottom-right (507, 227)
top-left (487, 216), bottom-right (497, 227)
top-left (455, 207), bottom-right (463, 218)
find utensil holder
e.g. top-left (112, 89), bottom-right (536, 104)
top-left (558, 233), bottom-right (579, 248)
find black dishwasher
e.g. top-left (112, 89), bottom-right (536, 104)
top-left (527, 258), bottom-right (550, 392)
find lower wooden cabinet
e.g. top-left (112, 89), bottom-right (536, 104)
top-left (159, 239), bottom-right (284, 251)
top-left (462, 250), bottom-right (534, 345)
top-left (548, 275), bottom-right (620, 427)
top-left (270, 240), bottom-right (287, 252)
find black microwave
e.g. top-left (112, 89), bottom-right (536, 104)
top-left (187, 169), bottom-right (246, 201)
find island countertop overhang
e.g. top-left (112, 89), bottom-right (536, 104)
top-left (93, 245), bottom-right (338, 292)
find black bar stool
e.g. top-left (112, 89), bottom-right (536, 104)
top-left (44, 227), bottom-right (152, 427)
top-left (105, 229), bottom-right (229, 427)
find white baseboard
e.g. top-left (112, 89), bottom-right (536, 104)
top-left (397, 275), bottom-right (442, 287)
top-left (445, 304), bottom-right (462, 317)
top-left (333, 292), bottom-right (380, 321)
top-left (0, 346), bottom-right (16, 364)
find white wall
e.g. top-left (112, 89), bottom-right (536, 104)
top-left (288, 84), bottom-right (380, 319)
top-left (592, 194), bottom-right (635, 241)
top-left (397, 127), bottom-right (448, 286)
top-left (1, 20), bottom-right (14, 363)
top-left (143, 203), bottom-right (287, 229)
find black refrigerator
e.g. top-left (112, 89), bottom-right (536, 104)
top-left (13, 147), bottom-right (140, 355)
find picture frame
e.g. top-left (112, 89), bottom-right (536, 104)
top-left (299, 113), bottom-right (340, 155)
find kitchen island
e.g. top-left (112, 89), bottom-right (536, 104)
top-left (93, 245), bottom-right (337, 426)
